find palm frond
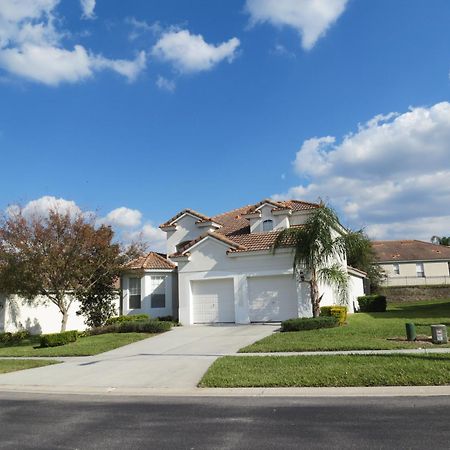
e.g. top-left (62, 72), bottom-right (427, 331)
top-left (317, 264), bottom-right (349, 305)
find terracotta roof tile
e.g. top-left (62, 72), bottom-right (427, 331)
top-left (160, 208), bottom-right (212, 229)
top-left (126, 252), bottom-right (176, 270)
top-left (372, 240), bottom-right (450, 262)
top-left (163, 199), bottom-right (317, 256)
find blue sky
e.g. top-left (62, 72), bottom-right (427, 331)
top-left (1, 0), bottom-right (450, 250)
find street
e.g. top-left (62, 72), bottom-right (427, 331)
top-left (0, 393), bottom-right (449, 449)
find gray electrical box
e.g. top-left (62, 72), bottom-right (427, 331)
top-left (431, 325), bottom-right (448, 344)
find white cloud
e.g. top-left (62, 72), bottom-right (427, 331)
top-left (274, 102), bottom-right (450, 240)
top-left (80, 0), bottom-right (96, 19)
top-left (156, 75), bottom-right (175, 92)
top-left (245, 0), bottom-right (348, 50)
top-left (93, 51), bottom-right (147, 83)
top-left (152, 29), bottom-right (240, 73)
top-left (0, 44), bottom-right (93, 85)
top-left (126, 17), bottom-right (161, 41)
top-left (123, 223), bottom-right (166, 252)
top-left (7, 195), bottom-right (82, 219)
top-left (100, 207), bottom-right (142, 229)
top-left (0, 0), bottom-right (146, 85)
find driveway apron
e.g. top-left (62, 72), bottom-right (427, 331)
top-left (0, 325), bottom-right (277, 389)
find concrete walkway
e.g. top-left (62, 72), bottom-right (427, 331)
top-left (0, 324), bottom-right (277, 390)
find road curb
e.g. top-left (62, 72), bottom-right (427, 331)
top-left (0, 384), bottom-right (449, 398)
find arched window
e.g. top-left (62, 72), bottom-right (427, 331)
top-left (262, 219), bottom-right (274, 232)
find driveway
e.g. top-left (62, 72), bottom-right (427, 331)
top-left (0, 325), bottom-right (277, 391)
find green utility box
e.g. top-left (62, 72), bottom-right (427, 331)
top-left (431, 325), bottom-right (448, 344)
top-left (405, 323), bottom-right (416, 341)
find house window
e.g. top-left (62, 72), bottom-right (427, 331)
top-left (262, 219), bottom-right (274, 232)
top-left (416, 263), bottom-right (425, 278)
top-left (151, 276), bottom-right (166, 308)
top-left (129, 278), bottom-right (141, 309)
top-left (393, 263), bottom-right (400, 275)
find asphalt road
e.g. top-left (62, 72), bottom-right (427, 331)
top-left (0, 393), bottom-right (449, 449)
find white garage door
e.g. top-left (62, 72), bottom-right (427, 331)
top-left (191, 279), bottom-right (235, 323)
top-left (248, 275), bottom-right (298, 322)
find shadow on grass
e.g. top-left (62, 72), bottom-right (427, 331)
top-left (365, 301), bottom-right (450, 320)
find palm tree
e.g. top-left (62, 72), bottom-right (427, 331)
top-left (273, 204), bottom-right (349, 317)
top-left (431, 236), bottom-right (450, 246)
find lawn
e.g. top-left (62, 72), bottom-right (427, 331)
top-left (240, 299), bottom-right (450, 353)
top-left (0, 359), bottom-right (59, 374)
top-left (200, 354), bottom-right (450, 387)
top-left (0, 333), bottom-right (155, 357)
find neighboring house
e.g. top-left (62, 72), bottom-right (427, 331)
top-left (124, 199), bottom-right (366, 325)
top-left (373, 240), bottom-right (450, 286)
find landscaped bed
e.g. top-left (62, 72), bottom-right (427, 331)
top-left (0, 359), bottom-right (59, 374)
top-left (199, 354), bottom-right (450, 387)
top-left (0, 333), bottom-right (155, 357)
top-left (240, 300), bottom-right (450, 353)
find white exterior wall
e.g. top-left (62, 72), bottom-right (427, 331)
top-left (348, 274), bottom-right (365, 311)
top-left (122, 271), bottom-right (176, 318)
top-left (175, 237), bottom-right (357, 325)
top-left (249, 205), bottom-right (291, 233)
top-left (166, 214), bottom-right (204, 255)
top-left (0, 294), bottom-right (120, 334)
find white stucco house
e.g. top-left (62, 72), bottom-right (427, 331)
top-left (122, 199), bottom-right (366, 325)
top-left (373, 240), bottom-right (450, 286)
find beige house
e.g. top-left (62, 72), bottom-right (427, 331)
top-left (372, 240), bottom-right (450, 286)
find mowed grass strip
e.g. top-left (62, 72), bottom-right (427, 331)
top-left (0, 333), bottom-right (155, 357)
top-left (0, 359), bottom-right (59, 374)
top-left (240, 300), bottom-right (450, 353)
top-left (200, 354), bottom-right (450, 388)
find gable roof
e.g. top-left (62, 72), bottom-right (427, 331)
top-left (160, 208), bottom-right (212, 229)
top-left (126, 252), bottom-right (176, 270)
top-left (372, 240), bottom-right (450, 262)
top-left (166, 199), bottom-right (318, 257)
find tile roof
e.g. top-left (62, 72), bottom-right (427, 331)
top-left (372, 240), bottom-right (450, 262)
top-left (126, 252), bottom-right (176, 270)
top-left (160, 208), bottom-right (212, 229)
top-left (164, 199), bottom-right (319, 257)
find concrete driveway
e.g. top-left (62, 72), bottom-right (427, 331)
top-left (0, 325), bottom-right (277, 391)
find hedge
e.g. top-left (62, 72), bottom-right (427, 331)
top-left (320, 305), bottom-right (348, 325)
top-left (357, 294), bottom-right (387, 312)
top-left (105, 314), bottom-right (150, 325)
top-left (89, 319), bottom-right (172, 335)
top-left (40, 330), bottom-right (78, 348)
top-left (0, 330), bottom-right (30, 344)
top-left (281, 316), bottom-right (339, 332)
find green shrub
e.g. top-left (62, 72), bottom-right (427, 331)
top-left (0, 330), bottom-right (31, 344)
top-left (105, 314), bottom-right (150, 325)
top-left (320, 305), bottom-right (348, 325)
top-left (157, 315), bottom-right (174, 322)
top-left (40, 330), bottom-right (78, 348)
top-left (281, 316), bottom-right (339, 332)
top-left (89, 319), bottom-right (172, 335)
top-left (357, 295), bottom-right (387, 312)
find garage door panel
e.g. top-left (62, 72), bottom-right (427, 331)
top-left (248, 275), bottom-right (298, 322)
top-left (192, 279), bottom-right (235, 323)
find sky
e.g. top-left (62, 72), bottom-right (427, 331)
top-left (1, 0), bottom-right (450, 251)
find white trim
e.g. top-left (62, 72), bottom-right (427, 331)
top-left (182, 234), bottom-right (239, 256)
top-left (227, 248), bottom-right (293, 258)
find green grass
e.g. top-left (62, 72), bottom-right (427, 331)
top-left (240, 299), bottom-right (450, 353)
top-left (200, 354), bottom-right (450, 387)
top-left (0, 359), bottom-right (59, 374)
top-left (0, 333), bottom-right (155, 357)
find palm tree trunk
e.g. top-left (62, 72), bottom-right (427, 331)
top-left (310, 269), bottom-right (321, 317)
